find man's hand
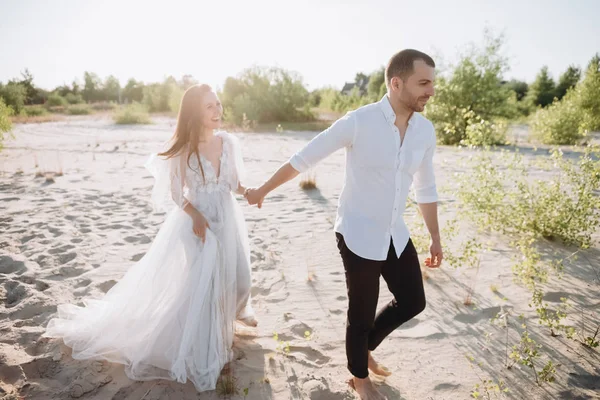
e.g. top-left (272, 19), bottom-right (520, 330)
top-left (425, 238), bottom-right (443, 268)
top-left (245, 187), bottom-right (265, 208)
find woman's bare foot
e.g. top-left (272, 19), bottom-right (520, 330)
top-left (368, 352), bottom-right (392, 377)
top-left (348, 376), bottom-right (387, 400)
top-left (238, 316), bottom-right (258, 327)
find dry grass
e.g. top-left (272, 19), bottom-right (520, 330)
top-left (299, 171), bottom-right (317, 190)
top-left (10, 114), bottom-right (64, 124)
top-left (216, 369), bottom-right (238, 396)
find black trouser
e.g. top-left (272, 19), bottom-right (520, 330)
top-left (336, 233), bottom-right (426, 379)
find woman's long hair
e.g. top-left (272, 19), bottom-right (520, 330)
top-left (158, 84), bottom-right (214, 182)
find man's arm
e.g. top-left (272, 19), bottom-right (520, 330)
top-left (414, 129), bottom-right (442, 267)
top-left (246, 112), bottom-right (356, 207)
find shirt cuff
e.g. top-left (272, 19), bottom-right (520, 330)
top-left (416, 191), bottom-right (438, 203)
top-left (289, 153), bottom-right (310, 173)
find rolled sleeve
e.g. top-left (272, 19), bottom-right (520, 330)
top-left (289, 112), bottom-right (356, 173)
top-left (413, 131), bottom-right (438, 203)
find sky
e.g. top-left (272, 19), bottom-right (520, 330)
top-left (1, 0), bottom-right (599, 91)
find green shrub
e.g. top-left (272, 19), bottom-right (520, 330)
top-left (0, 82), bottom-right (27, 114)
top-left (425, 31), bottom-right (516, 145)
top-left (114, 103), bottom-right (151, 124)
top-left (220, 67), bottom-right (314, 124)
top-left (577, 54), bottom-right (600, 132)
top-left (24, 105), bottom-right (48, 116)
top-left (65, 93), bottom-right (84, 104)
top-left (46, 93), bottom-right (68, 108)
top-left (67, 104), bottom-right (92, 115)
top-left (530, 91), bottom-right (586, 145)
top-left (91, 102), bottom-right (117, 111)
top-left (143, 78), bottom-right (183, 113)
top-left (0, 99), bottom-right (13, 150)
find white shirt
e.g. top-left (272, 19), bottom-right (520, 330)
top-left (289, 95), bottom-right (438, 261)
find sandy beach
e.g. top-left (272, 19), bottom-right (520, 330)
top-left (1, 116), bottom-right (598, 400)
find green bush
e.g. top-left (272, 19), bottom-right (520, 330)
top-left (67, 104), bottom-right (92, 115)
top-left (114, 103), bottom-right (151, 124)
top-left (24, 105), bottom-right (48, 116)
top-left (143, 78), bottom-right (183, 113)
top-left (46, 93), bottom-right (68, 108)
top-left (220, 67), bottom-right (314, 124)
top-left (91, 102), bottom-right (117, 111)
top-left (577, 54), bottom-right (600, 132)
top-left (526, 66), bottom-right (556, 108)
top-left (65, 93), bottom-right (84, 104)
top-left (0, 99), bottom-right (13, 150)
top-left (462, 111), bottom-right (508, 146)
top-left (456, 146), bottom-right (600, 249)
top-left (0, 82), bottom-right (27, 114)
top-left (425, 31), bottom-right (516, 145)
top-left (530, 91), bottom-right (586, 145)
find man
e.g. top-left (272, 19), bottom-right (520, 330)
top-left (245, 49), bottom-right (443, 400)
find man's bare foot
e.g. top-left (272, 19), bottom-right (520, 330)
top-left (368, 352), bottom-right (392, 377)
top-left (238, 316), bottom-right (258, 327)
top-left (348, 376), bottom-right (387, 400)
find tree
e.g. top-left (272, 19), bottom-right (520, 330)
top-left (180, 74), bottom-right (198, 90)
top-left (123, 78), bottom-right (144, 103)
top-left (505, 79), bottom-right (528, 101)
top-left (0, 82), bottom-right (27, 114)
top-left (367, 68), bottom-right (385, 101)
top-left (555, 65), bottom-right (581, 100)
top-left (103, 75), bottom-right (121, 102)
top-left (82, 71), bottom-right (101, 102)
top-left (527, 66), bottom-right (556, 108)
top-left (578, 53), bottom-right (600, 131)
top-left (220, 67), bottom-right (311, 124)
top-left (17, 69), bottom-right (39, 105)
top-left (424, 30), bottom-right (515, 145)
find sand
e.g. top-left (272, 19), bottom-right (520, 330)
top-left (0, 116), bottom-right (598, 399)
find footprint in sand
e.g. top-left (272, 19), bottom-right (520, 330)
top-left (124, 234), bottom-right (151, 244)
top-left (130, 252), bottom-right (145, 262)
top-left (0, 255), bottom-right (26, 274)
top-left (57, 252), bottom-right (77, 265)
top-left (49, 244), bottom-right (76, 255)
top-left (288, 345), bottom-right (331, 367)
top-left (3, 281), bottom-right (29, 307)
top-left (97, 280), bottom-right (117, 293)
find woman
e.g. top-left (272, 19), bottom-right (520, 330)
top-left (44, 84), bottom-right (256, 392)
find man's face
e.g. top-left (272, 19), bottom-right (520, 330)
top-left (391, 60), bottom-right (435, 112)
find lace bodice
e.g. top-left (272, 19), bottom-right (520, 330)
top-left (145, 131), bottom-right (246, 215)
top-left (184, 133), bottom-right (236, 195)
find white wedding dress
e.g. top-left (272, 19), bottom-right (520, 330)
top-left (44, 131), bottom-right (254, 392)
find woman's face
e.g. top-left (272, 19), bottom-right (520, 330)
top-left (200, 90), bottom-right (223, 130)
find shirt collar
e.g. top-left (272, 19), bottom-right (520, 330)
top-left (379, 94), bottom-right (417, 126)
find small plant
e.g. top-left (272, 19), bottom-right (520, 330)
top-left (273, 332), bottom-right (290, 356)
top-left (276, 124), bottom-right (283, 133)
top-left (530, 289), bottom-right (575, 338)
top-left (299, 170), bottom-right (317, 190)
top-left (114, 103), bottom-right (151, 125)
top-left (465, 354), bottom-right (509, 399)
top-left (216, 373), bottom-right (238, 396)
top-left (508, 320), bottom-right (557, 385)
top-left (582, 326), bottom-right (599, 349)
top-left (304, 330), bottom-right (312, 341)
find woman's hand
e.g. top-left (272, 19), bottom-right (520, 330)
top-left (192, 211), bottom-right (210, 243)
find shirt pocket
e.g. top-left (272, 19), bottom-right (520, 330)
top-left (402, 148), bottom-right (426, 174)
